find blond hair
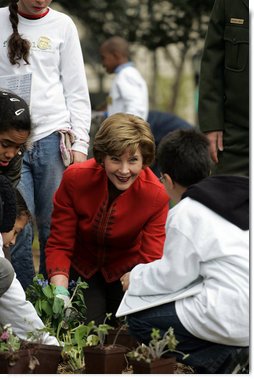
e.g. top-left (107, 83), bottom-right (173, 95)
top-left (93, 113), bottom-right (155, 166)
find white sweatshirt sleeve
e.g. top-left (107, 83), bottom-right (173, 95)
top-left (60, 17), bottom-right (91, 155)
top-left (128, 226), bottom-right (201, 296)
top-left (0, 274), bottom-right (58, 345)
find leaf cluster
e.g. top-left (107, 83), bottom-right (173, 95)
top-left (25, 274), bottom-right (88, 339)
top-left (127, 327), bottom-right (189, 363)
top-left (56, 0), bottom-right (215, 51)
top-left (60, 316), bottom-right (114, 371)
top-left (0, 324), bottom-right (21, 353)
top-left (85, 313), bottom-right (114, 348)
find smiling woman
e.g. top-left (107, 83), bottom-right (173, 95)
top-left (46, 113), bottom-right (170, 327)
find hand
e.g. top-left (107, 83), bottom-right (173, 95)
top-left (120, 272), bottom-right (130, 291)
top-left (54, 285), bottom-right (71, 308)
top-left (205, 131), bottom-right (223, 164)
top-left (72, 151), bottom-right (87, 163)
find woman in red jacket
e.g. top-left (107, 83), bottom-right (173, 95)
top-left (46, 113), bottom-right (169, 325)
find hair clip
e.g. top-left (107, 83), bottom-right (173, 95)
top-left (15, 109), bottom-right (25, 116)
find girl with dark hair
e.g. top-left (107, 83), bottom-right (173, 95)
top-left (0, 90), bottom-right (31, 187)
top-left (0, 0), bottom-right (91, 289)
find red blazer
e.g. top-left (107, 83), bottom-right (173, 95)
top-left (46, 158), bottom-right (169, 282)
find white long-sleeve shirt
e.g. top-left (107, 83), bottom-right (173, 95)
top-left (107, 63), bottom-right (149, 121)
top-left (129, 197), bottom-right (249, 346)
top-left (0, 7), bottom-right (91, 155)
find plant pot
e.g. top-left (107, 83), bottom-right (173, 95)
top-left (84, 344), bottom-right (128, 374)
top-left (0, 350), bottom-right (32, 374)
top-left (107, 327), bottom-right (138, 350)
top-left (130, 356), bottom-right (177, 374)
top-left (29, 344), bottom-right (63, 374)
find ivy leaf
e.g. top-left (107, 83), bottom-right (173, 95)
top-left (41, 299), bottom-right (53, 316)
top-left (42, 285), bottom-right (54, 299)
top-left (52, 297), bottom-right (64, 315)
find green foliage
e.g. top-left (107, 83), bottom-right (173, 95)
top-left (127, 327), bottom-right (189, 363)
top-left (61, 322), bottom-right (95, 371)
top-left (25, 274), bottom-right (88, 340)
top-left (56, 0), bottom-right (215, 50)
top-left (0, 324), bottom-right (21, 353)
top-left (60, 315), bottom-right (115, 371)
top-left (85, 313), bottom-right (114, 348)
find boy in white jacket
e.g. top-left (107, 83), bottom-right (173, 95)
top-left (120, 129), bottom-right (249, 374)
top-left (100, 36), bottom-right (148, 121)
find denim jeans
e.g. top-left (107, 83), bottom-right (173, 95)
top-left (127, 302), bottom-right (243, 374)
top-left (10, 133), bottom-right (65, 289)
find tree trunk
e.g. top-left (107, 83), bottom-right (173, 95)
top-left (150, 50), bottom-right (158, 109)
top-left (168, 46), bottom-right (188, 113)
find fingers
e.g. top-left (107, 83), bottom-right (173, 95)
top-left (206, 131), bottom-right (224, 164)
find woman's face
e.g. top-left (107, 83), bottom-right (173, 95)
top-left (103, 147), bottom-right (143, 191)
top-left (0, 129), bottom-right (29, 168)
top-left (2, 215), bottom-right (28, 248)
top-left (18, 0), bottom-right (53, 15)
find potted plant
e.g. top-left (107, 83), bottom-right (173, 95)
top-left (0, 324), bottom-right (34, 374)
top-left (59, 322), bottom-right (95, 373)
top-left (0, 324), bottom-right (62, 374)
top-left (83, 314), bottom-right (128, 374)
top-left (25, 274), bottom-right (89, 373)
top-left (25, 329), bottom-right (63, 374)
top-left (25, 274), bottom-right (88, 340)
top-left (127, 327), bottom-right (189, 374)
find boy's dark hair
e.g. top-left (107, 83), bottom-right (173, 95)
top-left (0, 178), bottom-right (30, 233)
top-left (157, 128), bottom-right (212, 187)
top-left (0, 175), bottom-right (16, 233)
top-left (15, 189), bottom-right (31, 220)
top-left (0, 90), bottom-right (31, 135)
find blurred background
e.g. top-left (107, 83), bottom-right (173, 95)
top-left (0, 0), bottom-right (215, 126)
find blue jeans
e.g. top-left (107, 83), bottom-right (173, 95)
top-left (127, 302), bottom-right (244, 374)
top-left (10, 133), bottom-right (65, 289)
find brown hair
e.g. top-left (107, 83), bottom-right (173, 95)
top-left (8, 0), bottom-right (31, 65)
top-left (93, 113), bottom-right (155, 167)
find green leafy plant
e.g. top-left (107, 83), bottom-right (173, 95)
top-left (59, 316), bottom-right (120, 373)
top-left (25, 274), bottom-right (88, 340)
top-left (60, 322), bottom-right (95, 372)
top-left (127, 327), bottom-right (189, 363)
top-left (0, 324), bottom-right (41, 371)
top-left (85, 313), bottom-right (114, 348)
top-left (0, 324), bottom-right (21, 353)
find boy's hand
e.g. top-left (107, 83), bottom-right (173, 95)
top-left (120, 272), bottom-right (130, 291)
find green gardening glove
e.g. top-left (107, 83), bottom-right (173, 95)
top-left (54, 285), bottom-right (71, 309)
